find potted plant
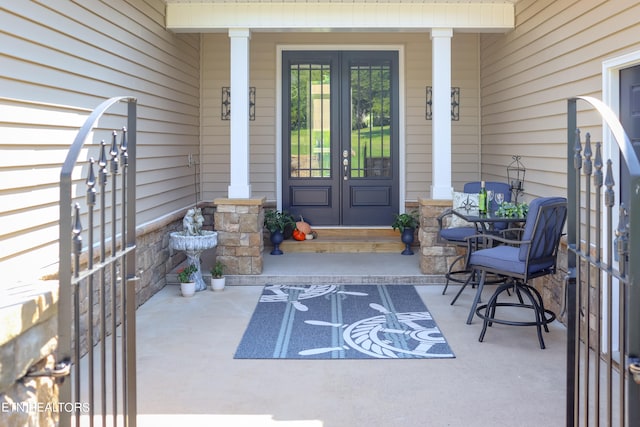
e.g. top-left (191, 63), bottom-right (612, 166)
top-left (210, 260), bottom-right (225, 291)
top-left (177, 263), bottom-right (198, 297)
top-left (391, 210), bottom-right (419, 255)
top-left (263, 209), bottom-right (295, 255)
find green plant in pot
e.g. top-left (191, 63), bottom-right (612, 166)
top-left (177, 263), bottom-right (198, 283)
top-left (177, 263), bottom-right (198, 297)
top-left (264, 209), bottom-right (295, 233)
top-left (210, 260), bottom-right (226, 291)
top-left (391, 211), bottom-right (419, 232)
top-left (391, 210), bottom-right (419, 255)
top-left (264, 209), bottom-right (295, 255)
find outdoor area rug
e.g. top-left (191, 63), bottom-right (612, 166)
top-left (234, 284), bottom-right (455, 359)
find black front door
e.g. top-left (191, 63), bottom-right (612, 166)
top-left (282, 51), bottom-right (399, 225)
top-left (620, 65), bottom-right (640, 207)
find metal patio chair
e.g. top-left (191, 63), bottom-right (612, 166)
top-left (465, 197), bottom-right (567, 349)
top-left (438, 181), bottom-right (512, 295)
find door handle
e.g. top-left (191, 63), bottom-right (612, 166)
top-left (343, 158), bottom-right (349, 180)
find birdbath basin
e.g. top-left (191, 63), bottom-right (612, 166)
top-left (169, 230), bottom-right (218, 291)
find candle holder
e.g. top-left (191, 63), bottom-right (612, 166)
top-left (507, 155), bottom-right (526, 203)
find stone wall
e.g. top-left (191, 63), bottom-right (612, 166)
top-left (0, 283), bottom-right (59, 426)
top-left (136, 211), bottom-right (187, 305)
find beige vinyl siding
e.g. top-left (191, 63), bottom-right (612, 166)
top-left (451, 34), bottom-right (482, 190)
top-left (201, 33), bottom-right (231, 199)
top-left (480, 0), bottom-right (640, 199)
top-left (200, 32), bottom-right (481, 203)
top-left (0, 0), bottom-right (200, 280)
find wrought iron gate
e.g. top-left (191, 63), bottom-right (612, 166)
top-left (566, 96), bottom-right (640, 426)
top-left (58, 97), bottom-right (138, 426)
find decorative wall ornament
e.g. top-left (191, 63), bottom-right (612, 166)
top-left (221, 86), bottom-right (256, 121)
top-left (425, 86), bottom-right (460, 121)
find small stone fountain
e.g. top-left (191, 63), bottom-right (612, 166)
top-left (169, 208), bottom-right (218, 291)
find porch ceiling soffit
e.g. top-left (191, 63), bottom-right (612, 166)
top-left (165, 2), bottom-right (514, 33)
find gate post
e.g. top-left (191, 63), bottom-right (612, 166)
top-left (565, 98), bottom-right (578, 427)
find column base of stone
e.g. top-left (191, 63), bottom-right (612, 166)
top-left (213, 197), bottom-right (265, 275)
top-left (418, 197), bottom-right (456, 275)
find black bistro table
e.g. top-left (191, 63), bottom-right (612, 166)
top-left (451, 208), bottom-right (525, 232)
top-left (449, 208), bottom-right (527, 323)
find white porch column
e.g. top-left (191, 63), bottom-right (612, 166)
top-left (430, 28), bottom-right (453, 199)
top-left (228, 28), bottom-right (252, 198)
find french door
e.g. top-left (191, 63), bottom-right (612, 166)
top-left (282, 50), bottom-right (399, 225)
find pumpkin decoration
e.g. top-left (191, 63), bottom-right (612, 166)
top-left (292, 229), bottom-right (306, 241)
top-left (296, 216), bottom-right (312, 235)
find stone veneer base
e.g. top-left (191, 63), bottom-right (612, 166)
top-left (213, 197), bottom-right (265, 275)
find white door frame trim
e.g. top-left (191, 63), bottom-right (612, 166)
top-left (601, 49), bottom-right (640, 351)
top-left (602, 50), bottom-right (640, 240)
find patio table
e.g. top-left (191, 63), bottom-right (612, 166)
top-left (451, 208), bottom-right (525, 232)
top-left (449, 209), bottom-right (527, 323)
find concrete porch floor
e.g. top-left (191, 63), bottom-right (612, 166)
top-left (136, 253), bottom-right (567, 426)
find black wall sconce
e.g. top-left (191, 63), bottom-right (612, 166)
top-left (507, 155), bottom-right (526, 203)
top-left (425, 86), bottom-right (460, 121)
top-left (221, 87), bottom-right (256, 121)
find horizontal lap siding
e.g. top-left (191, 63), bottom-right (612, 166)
top-left (0, 0), bottom-right (200, 280)
top-left (480, 0), bottom-right (640, 198)
top-left (201, 33), bottom-right (231, 200)
top-left (200, 32), bottom-right (480, 202)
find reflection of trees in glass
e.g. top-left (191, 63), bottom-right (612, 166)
top-left (351, 64), bottom-right (391, 130)
top-left (350, 62), bottom-right (392, 178)
top-left (290, 64), bottom-right (331, 178)
top-left (290, 65), bottom-right (330, 131)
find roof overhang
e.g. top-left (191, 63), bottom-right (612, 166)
top-left (165, 2), bottom-right (515, 33)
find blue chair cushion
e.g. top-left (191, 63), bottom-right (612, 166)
top-left (439, 226), bottom-right (476, 243)
top-left (470, 245), bottom-right (556, 276)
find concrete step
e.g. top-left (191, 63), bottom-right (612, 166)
top-left (271, 227), bottom-right (415, 254)
top-left (168, 252), bottom-right (437, 286)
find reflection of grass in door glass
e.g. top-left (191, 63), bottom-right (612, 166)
top-left (290, 129), bottom-right (331, 177)
top-left (290, 129), bottom-right (331, 155)
top-left (290, 126), bottom-right (390, 179)
top-left (291, 127), bottom-right (388, 154)
top-left (350, 125), bottom-right (390, 177)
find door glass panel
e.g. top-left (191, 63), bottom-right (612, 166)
top-left (289, 63), bottom-right (331, 178)
top-left (350, 61), bottom-right (392, 178)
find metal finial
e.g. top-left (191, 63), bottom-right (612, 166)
top-left (119, 127), bottom-right (128, 167)
top-left (86, 158), bottom-right (96, 206)
top-left (583, 132), bottom-right (592, 176)
top-left (98, 140), bottom-right (108, 186)
top-left (109, 130), bottom-right (119, 175)
top-left (604, 159), bottom-right (615, 208)
top-left (593, 142), bottom-right (603, 187)
top-left (573, 128), bottom-right (582, 171)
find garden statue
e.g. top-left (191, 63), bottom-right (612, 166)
top-left (183, 207), bottom-right (204, 235)
top-left (169, 207), bottom-right (217, 291)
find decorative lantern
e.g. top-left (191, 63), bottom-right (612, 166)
top-left (507, 155), bottom-right (526, 203)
